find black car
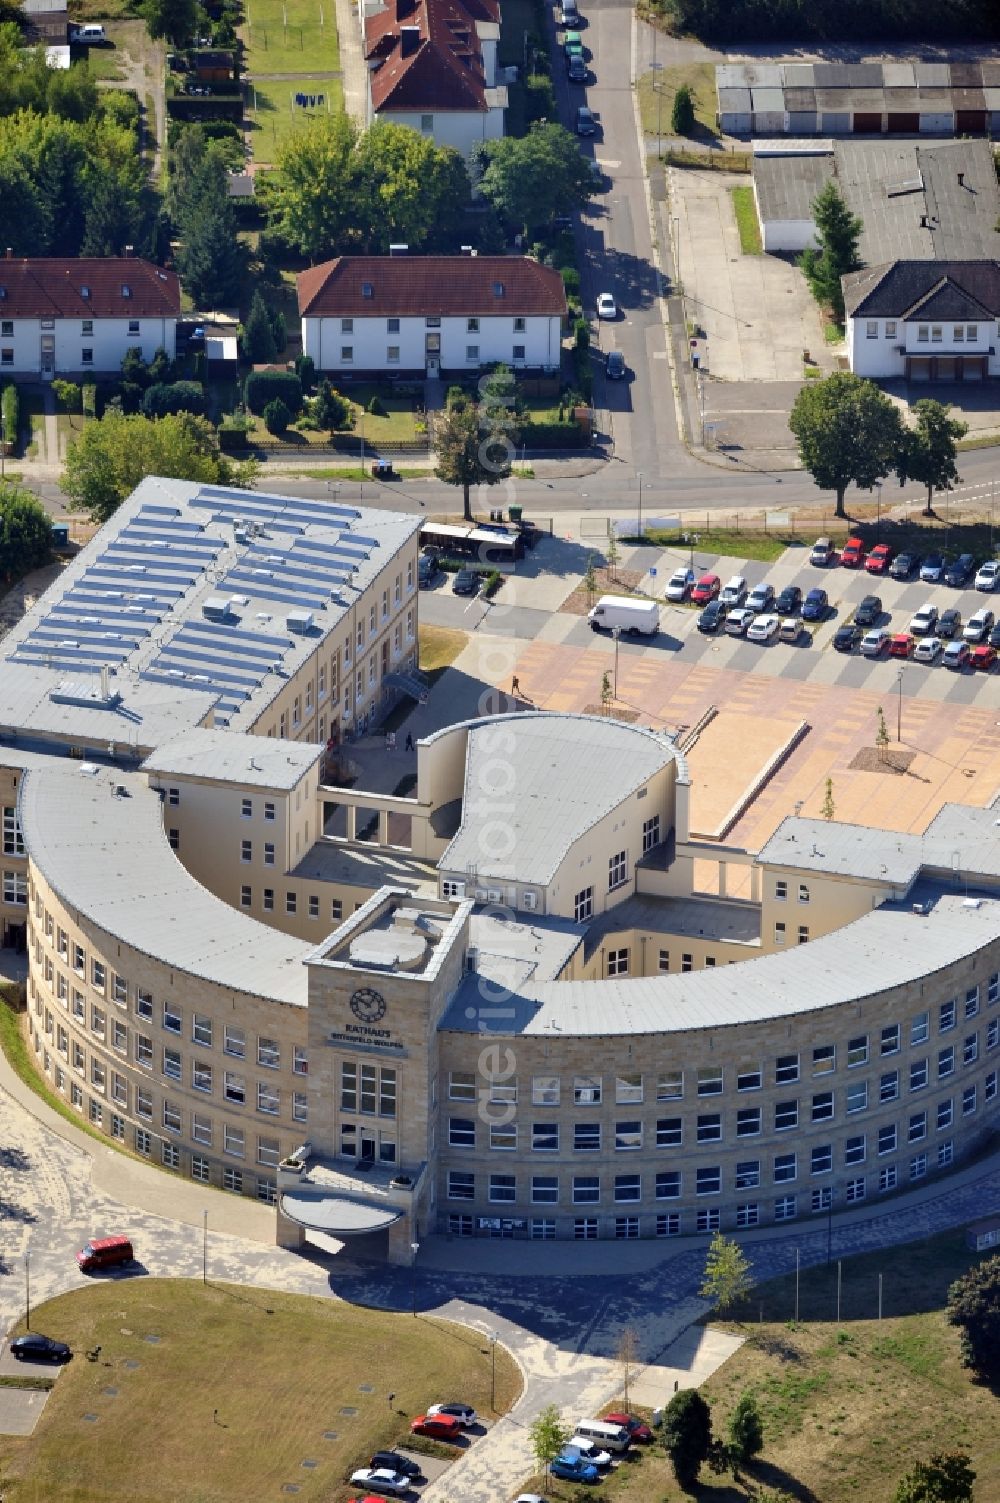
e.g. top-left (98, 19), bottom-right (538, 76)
top-left (988, 621), bottom-right (1000, 650)
top-left (944, 553), bottom-right (976, 588)
top-left (10, 1333), bottom-right (71, 1363)
top-left (452, 568), bottom-right (481, 596)
top-left (801, 588), bottom-right (828, 622)
top-left (775, 585), bottom-right (802, 616)
top-left (605, 350), bottom-right (626, 380)
top-left (567, 53), bottom-right (587, 81)
top-left (575, 105), bottom-right (596, 135)
top-left (938, 608), bottom-right (962, 639)
top-left (889, 551), bottom-right (920, 580)
top-left (697, 599), bottom-right (727, 634)
top-left (833, 623), bottom-right (863, 653)
top-left (370, 1453), bottom-right (423, 1480)
top-left (854, 594), bottom-right (882, 627)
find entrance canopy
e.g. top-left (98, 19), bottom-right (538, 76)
top-left (280, 1190), bottom-right (403, 1237)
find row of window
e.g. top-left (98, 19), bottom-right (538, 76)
top-left (337, 345), bottom-right (532, 365)
top-left (239, 887), bottom-right (345, 921)
top-left (0, 319), bottom-right (138, 337)
top-left (443, 1115), bottom-right (978, 1203)
top-left (2, 806), bottom-right (24, 857)
top-left (335, 316), bottom-right (531, 335)
top-left (862, 320), bottom-right (985, 343)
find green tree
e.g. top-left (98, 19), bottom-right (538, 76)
top-left (601, 668), bottom-right (613, 714)
top-left (244, 290), bottom-right (278, 364)
top-left (699, 1230), bottom-right (754, 1314)
top-left (671, 82), bottom-right (695, 134)
top-left (61, 410), bottom-right (251, 523)
top-left (81, 172), bottom-right (136, 257)
top-left (140, 0), bottom-right (198, 46)
top-left (893, 1452), bottom-right (976, 1503)
top-left (261, 113), bottom-right (360, 259)
top-left (175, 154), bottom-right (245, 307)
top-left (897, 399), bottom-right (967, 518)
top-left (263, 398), bottom-right (291, 436)
top-left (529, 1404), bottom-right (569, 1480)
top-left (617, 1326), bottom-right (639, 1410)
top-left (0, 482), bottom-right (52, 582)
top-left (876, 705), bottom-right (889, 759)
top-left (662, 1389), bottom-right (713, 1489)
top-left (789, 372), bottom-right (904, 519)
top-left (312, 379), bottom-right (351, 434)
top-left (584, 553), bottom-right (598, 605)
top-left (799, 180), bottom-right (862, 324)
top-left (353, 121), bottom-right (470, 252)
top-left (727, 1391), bottom-right (764, 1466)
top-left (605, 532), bottom-right (620, 581)
top-left (946, 1254), bottom-right (1000, 1384)
top-left (434, 400), bottom-right (517, 523)
top-left (475, 122), bottom-right (594, 233)
top-left (821, 776), bottom-right (835, 821)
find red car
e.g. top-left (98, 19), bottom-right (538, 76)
top-left (690, 573), bottom-right (721, 605)
top-left (866, 543), bottom-right (893, 575)
top-left (410, 1414), bottom-right (463, 1442)
top-left (888, 632), bottom-right (915, 659)
top-left (841, 536), bottom-right (866, 568)
top-left (970, 644), bottom-right (997, 671)
top-left (605, 1412), bottom-right (654, 1443)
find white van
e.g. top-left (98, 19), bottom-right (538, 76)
top-left (71, 23), bottom-right (107, 41)
top-left (587, 595), bottom-right (659, 636)
top-left (573, 1418), bottom-right (631, 1454)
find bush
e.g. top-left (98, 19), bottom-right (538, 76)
top-left (366, 392), bottom-right (387, 417)
top-left (671, 81), bottom-right (696, 134)
top-left (662, 1389), bottom-right (713, 1488)
top-left (142, 381), bottom-right (207, 418)
top-left (575, 317), bottom-right (590, 350)
top-left (445, 384), bottom-right (469, 411)
top-left (524, 72), bottom-right (556, 123)
top-left (294, 352), bottom-right (316, 393)
top-left (561, 265), bottom-right (581, 299)
top-left (946, 1254), bottom-right (1000, 1383)
top-left (244, 369), bottom-right (302, 416)
top-left (312, 379), bottom-right (351, 432)
top-left (52, 380), bottom-right (82, 414)
top-left (82, 383), bottom-right (97, 419)
top-left (1, 383), bottom-right (19, 446)
top-left (263, 398), bottom-right (291, 435)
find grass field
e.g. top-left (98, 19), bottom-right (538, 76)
top-left (419, 624), bottom-right (467, 672)
top-left (637, 62), bottom-right (717, 138)
top-left (242, 0), bottom-right (340, 75)
top-left (5, 1280), bottom-right (520, 1503)
top-left (296, 466), bottom-right (430, 480)
top-left (642, 528), bottom-right (793, 563)
top-left (729, 185), bottom-right (762, 255)
top-left (246, 77), bottom-right (345, 157)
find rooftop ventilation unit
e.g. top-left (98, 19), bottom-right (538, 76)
top-left (286, 609), bottom-right (314, 634)
top-left (202, 597), bottom-right (234, 622)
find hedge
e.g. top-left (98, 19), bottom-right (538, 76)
top-left (244, 369), bottom-right (302, 416)
top-left (1, 383), bottom-right (18, 447)
top-left (519, 420), bottom-right (585, 449)
top-left (141, 381), bottom-right (207, 418)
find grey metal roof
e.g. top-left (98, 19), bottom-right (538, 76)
top-left (142, 729), bottom-right (321, 790)
top-left (440, 712), bottom-right (680, 888)
top-left (843, 260), bottom-right (1000, 318)
top-left (757, 816), bottom-right (923, 885)
top-left (439, 887), bottom-right (1000, 1038)
top-left (280, 1191), bottom-right (402, 1234)
top-left (19, 763), bottom-right (310, 1004)
top-left (754, 152), bottom-right (832, 223)
top-left (582, 893), bottom-right (760, 962)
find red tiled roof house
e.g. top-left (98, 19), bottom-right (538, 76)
top-left (364, 0), bottom-right (507, 157)
top-left (0, 256), bottom-right (181, 379)
top-left (297, 254), bottom-right (567, 376)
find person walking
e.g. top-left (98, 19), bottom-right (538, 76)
top-left (405, 732), bottom-right (414, 752)
top-left (511, 673), bottom-right (521, 695)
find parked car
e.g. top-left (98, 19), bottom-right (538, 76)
top-left (971, 644), bottom-right (997, 670)
top-left (945, 553), bottom-right (976, 588)
top-left (691, 573), bottom-right (721, 605)
top-left (665, 567), bottom-right (696, 602)
top-left (563, 30), bottom-right (584, 57)
top-left (560, 0), bottom-right (580, 22)
top-left (866, 543), bottom-right (894, 575)
top-left (833, 623), bottom-right (863, 653)
top-left (697, 599), bottom-right (727, 634)
top-left (418, 555), bottom-right (439, 588)
top-left (604, 1413), bottom-right (654, 1443)
top-left (746, 581), bottom-right (775, 613)
top-left (841, 536), bottom-right (866, 568)
top-left (567, 52), bottom-right (587, 81)
top-left (567, 1438), bottom-right (612, 1468)
top-left (775, 584), bottom-right (802, 616)
top-left (779, 617), bottom-right (801, 642)
top-left (854, 595), bottom-right (882, 627)
top-left (410, 1414), bottom-right (463, 1442)
top-left (596, 292), bottom-right (617, 320)
top-left (914, 636), bottom-right (944, 663)
top-left (801, 588), bottom-right (828, 622)
top-left (76, 1235), bottom-right (133, 1272)
top-left (575, 105), bottom-right (596, 135)
top-left (889, 632), bottom-right (915, 659)
top-left (605, 350), bottom-right (626, 380)
top-left (861, 627), bottom-right (890, 657)
top-left (889, 551), bottom-right (920, 580)
top-left (989, 621), bottom-right (1000, 649)
top-left (370, 1453), bottom-right (422, 1480)
top-left (963, 608), bottom-right (995, 643)
top-left (938, 607), bottom-right (962, 639)
top-left (452, 568), bottom-right (480, 596)
top-left (943, 640), bottom-right (971, 669)
top-left (920, 553), bottom-right (946, 582)
top-left (724, 606), bottom-right (755, 636)
top-left (810, 537), bottom-right (834, 566)
top-left (908, 604), bottom-right (939, 636)
top-left (349, 1470), bottom-right (411, 1498)
top-left (427, 1403), bottom-right (477, 1427)
top-left (551, 1451), bottom-right (599, 1483)
top-left (719, 574), bottom-right (747, 607)
top-left (10, 1333), bottom-right (71, 1363)
top-left (747, 613), bottom-right (780, 642)
top-left (975, 559), bottom-right (1000, 591)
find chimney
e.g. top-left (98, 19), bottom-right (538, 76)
top-left (123, 244), bottom-right (133, 258)
top-left (5, 248), bottom-right (11, 259)
top-left (958, 171), bottom-right (965, 187)
top-left (919, 214), bottom-right (927, 228)
top-left (395, 0), bottom-right (415, 17)
top-left (399, 23), bottom-right (420, 55)
top-left (389, 243), bottom-right (409, 256)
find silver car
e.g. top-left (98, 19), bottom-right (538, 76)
top-left (350, 1469), bottom-right (412, 1497)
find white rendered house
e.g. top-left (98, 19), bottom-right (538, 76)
top-left (297, 255), bottom-right (566, 377)
top-left (0, 255), bottom-right (181, 379)
top-left (843, 261), bottom-right (1000, 382)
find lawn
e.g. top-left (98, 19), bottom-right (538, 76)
top-left (246, 76), bottom-right (345, 158)
top-left (637, 61), bottom-right (718, 138)
top-left (5, 1280), bottom-right (520, 1503)
top-left (346, 386), bottom-right (427, 446)
top-left (419, 624), bottom-right (467, 673)
top-left (84, 44), bottom-right (126, 82)
top-left (297, 466), bottom-right (430, 480)
top-left (641, 527), bottom-right (795, 563)
top-left (729, 185), bottom-right (762, 255)
top-left (242, 0), bottom-right (340, 76)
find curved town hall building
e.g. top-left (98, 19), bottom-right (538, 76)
top-left (1, 480), bottom-right (997, 1261)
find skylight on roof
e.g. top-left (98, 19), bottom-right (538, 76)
top-left (80, 286), bottom-right (91, 298)
top-left (493, 281), bottom-right (504, 297)
top-left (362, 282), bottom-right (374, 297)
top-left (122, 285), bottom-right (132, 297)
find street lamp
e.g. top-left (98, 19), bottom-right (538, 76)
top-left (488, 1329), bottom-right (498, 1412)
top-left (896, 668), bottom-right (904, 743)
top-left (611, 625), bottom-right (621, 701)
top-left (410, 1241), bottom-right (420, 1316)
top-left (636, 471), bottom-right (643, 542)
top-left (689, 533), bottom-right (698, 570)
top-left (203, 1208), bottom-right (208, 1286)
top-left (24, 1249), bottom-right (30, 1331)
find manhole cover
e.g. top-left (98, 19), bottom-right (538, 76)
top-left (82, 1413), bottom-right (99, 1423)
top-left (323, 1431), bottom-right (338, 1441)
top-left (359, 1384), bottom-right (375, 1393)
top-left (103, 1387), bottom-right (119, 1397)
top-left (281, 1486), bottom-right (300, 1495)
top-left (339, 1406), bottom-right (358, 1416)
top-left (124, 1360), bottom-right (141, 1370)
top-left (144, 1335), bottom-right (161, 1344)
top-left (301, 1460), bottom-right (318, 1470)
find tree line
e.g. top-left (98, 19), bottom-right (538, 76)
top-left (652, 0), bottom-right (1000, 43)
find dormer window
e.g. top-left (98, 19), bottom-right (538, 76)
top-left (121, 285), bottom-right (132, 298)
top-left (80, 286), bottom-right (91, 299)
top-left (493, 281), bottom-right (504, 297)
top-left (362, 282), bottom-right (373, 298)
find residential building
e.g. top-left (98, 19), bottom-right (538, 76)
top-left (843, 261), bottom-right (1000, 380)
top-left (297, 254), bottom-right (566, 377)
top-left (364, 0), bottom-right (506, 157)
top-left (0, 255), bottom-right (181, 378)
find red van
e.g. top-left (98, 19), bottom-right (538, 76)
top-left (76, 1235), bottom-right (134, 1273)
top-left (841, 536), bottom-right (866, 568)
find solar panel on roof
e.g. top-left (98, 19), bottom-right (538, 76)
top-left (180, 620), bottom-right (291, 650)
